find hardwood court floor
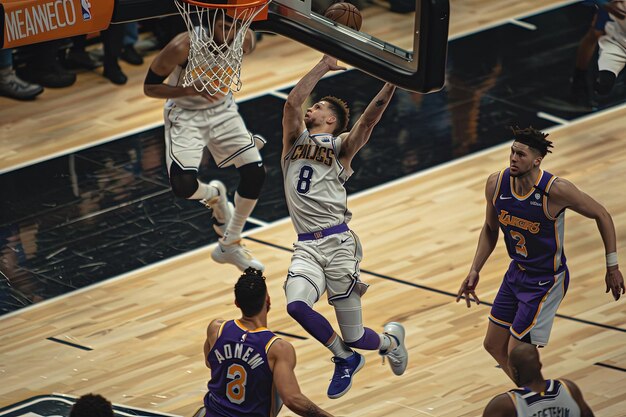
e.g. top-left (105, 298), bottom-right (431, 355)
top-left (0, 0), bottom-right (572, 172)
top-left (1, 106), bottom-right (624, 416)
top-left (1, 0), bottom-right (625, 416)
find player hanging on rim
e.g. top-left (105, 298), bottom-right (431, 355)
top-left (457, 126), bottom-right (624, 381)
top-left (144, 14), bottom-right (266, 272)
top-left (281, 55), bottom-right (408, 399)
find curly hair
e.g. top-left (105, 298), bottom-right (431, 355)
top-left (235, 268), bottom-right (267, 317)
top-left (321, 95), bottom-right (350, 136)
top-left (69, 394), bottom-right (114, 417)
top-left (510, 125), bottom-right (553, 157)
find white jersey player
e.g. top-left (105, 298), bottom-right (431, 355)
top-left (483, 344), bottom-right (594, 417)
top-left (281, 55), bottom-right (408, 400)
top-left (144, 22), bottom-right (266, 273)
top-left (596, 0), bottom-right (626, 94)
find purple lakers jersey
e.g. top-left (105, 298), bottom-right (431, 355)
top-left (493, 168), bottom-right (566, 274)
top-left (508, 379), bottom-right (580, 417)
top-left (205, 320), bottom-right (282, 417)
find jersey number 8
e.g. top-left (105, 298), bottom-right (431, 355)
top-left (296, 166), bottom-right (314, 194)
top-left (226, 364), bottom-right (247, 404)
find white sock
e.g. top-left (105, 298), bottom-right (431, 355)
top-left (222, 192), bottom-right (257, 244)
top-left (188, 181), bottom-right (218, 200)
top-left (379, 334), bottom-right (397, 352)
top-left (326, 334), bottom-right (353, 359)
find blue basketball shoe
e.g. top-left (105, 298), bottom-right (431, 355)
top-left (327, 352), bottom-right (365, 399)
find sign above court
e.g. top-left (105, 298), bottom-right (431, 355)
top-left (0, 0), bottom-right (114, 49)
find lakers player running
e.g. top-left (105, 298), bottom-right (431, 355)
top-left (281, 55), bottom-right (408, 399)
top-left (457, 126), bottom-right (624, 380)
top-left (144, 19), bottom-right (265, 272)
top-left (195, 268), bottom-right (333, 417)
top-left (483, 344), bottom-right (594, 417)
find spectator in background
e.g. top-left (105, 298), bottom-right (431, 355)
top-left (0, 49), bottom-right (43, 100)
top-left (17, 39), bottom-right (76, 88)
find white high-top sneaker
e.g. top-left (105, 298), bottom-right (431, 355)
top-left (379, 322), bottom-right (408, 376)
top-left (211, 240), bottom-right (265, 272)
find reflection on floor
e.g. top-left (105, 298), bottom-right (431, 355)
top-left (1, 4), bottom-right (624, 314)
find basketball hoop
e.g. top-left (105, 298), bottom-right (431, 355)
top-left (174, 0), bottom-right (271, 95)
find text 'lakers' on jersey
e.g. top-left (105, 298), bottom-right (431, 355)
top-left (509, 379), bottom-right (580, 417)
top-left (282, 131), bottom-right (352, 234)
top-left (205, 320), bottom-right (281, 417)
top-left (493, 168), bottom-right (566, 274)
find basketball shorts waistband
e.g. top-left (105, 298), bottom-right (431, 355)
top-left (297, 223), bottom-right (349, 241)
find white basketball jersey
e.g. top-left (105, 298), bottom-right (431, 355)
top-left (166, 65), bottom-right (228, 110)
top-left (282, 130), bottom-right (352, 234)
top-left (509, 380), bottom-right (580, 417)
top-left (606, 1), bottom-right (626, 47)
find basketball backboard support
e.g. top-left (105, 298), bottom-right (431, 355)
top-left (254, 0), bottom-right (449, 93)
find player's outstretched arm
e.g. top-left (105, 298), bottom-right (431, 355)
top-left (549, 178), bottom-right (624, 300)
top-left (270, 340), bottom-right (334, 417)
top-left (339, 82), bottom-right (396, 163)
top-left (482, 393), bottom-right (515, 417)
top-left (561, 379), bottom-right (595, 417)
top-left (282, 56), bottom-right (346, 153)
top-left (457, 172), bottom-right (501, 307)
top-left (143, 33), bottom-right (216, 102)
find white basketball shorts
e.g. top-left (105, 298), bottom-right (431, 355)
top-left (164, 94), bottom-right (261, 172)
top-left (285, 230), bottom-right (369, 304)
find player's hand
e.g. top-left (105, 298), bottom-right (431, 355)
top-left (605, 266), bottom-right (625, 301)
top-left (456, 270), bottom-right (481, 307)
top-left (321, 55), bottom-right (347, 71)
top-left (603, 1), bottom-right (626, 19)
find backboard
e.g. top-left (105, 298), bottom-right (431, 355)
top-left (254, 0), bottom-right (449, 93)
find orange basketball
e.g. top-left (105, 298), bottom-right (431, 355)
top-left (324, 2), bottom-right (363, 31)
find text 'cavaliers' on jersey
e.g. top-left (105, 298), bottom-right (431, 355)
top-left (282, 131), bottom-right (353, 234)
top-left (205, 320), bottom-right (282, 417)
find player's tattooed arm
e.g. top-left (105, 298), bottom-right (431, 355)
top-left (303, 403), bottom-right (332, 417)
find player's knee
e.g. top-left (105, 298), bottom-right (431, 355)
top-left (483, 337), bottom-right (507, 359)
top-left (286, 300), bottom-right (311, 323)
top-left (595, 70), bottom-right (616, 95)
top-left (169, 164), bottom-right (199, 199)
top-left (237, 162), bottom-right (266, 199)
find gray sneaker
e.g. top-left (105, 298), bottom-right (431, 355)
top-left (200, 180), bottom-right (234, 237)
top-left (380, 322), bottom-right (408, 376)
top-left (211, 240), bottom-right (264, 272)
top-left (0, 70), bottom-right (43, 100)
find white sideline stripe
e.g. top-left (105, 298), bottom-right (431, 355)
top-left (0, 394), bottom-right (183, 417)
top-left (0, 0), bottom-right (578, 175)
top-left (449, 0), bottom-right (578, 40)
top-left (247, 216), bottom-right (270, 226)
top-left (3, 101), bottom-right (625, 322)
top-left (0, 120), bottom-right (161, 175)
top-left (537, 112), bottom-right (571, 125)
top-left (270, 91), bottom-right (289, 100)
top-left (508, 19), bottom-right (537, 30)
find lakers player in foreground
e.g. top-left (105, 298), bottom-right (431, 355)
top-left (281, 55), bottom-right (408, 399)
top-left (144, 17), bottom-right (265, 272)
top-left (483, 344), bottom-right (594, 417)
top-left (195, 268), bottom-right (333, 417)
top-left (457, 126), bottom-right (624, 381)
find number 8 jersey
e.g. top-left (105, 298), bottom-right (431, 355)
top-left (493, 168), bottom-right (567, 274)
top-left (282, 130), bottom-right (352, 234)
top-left (206, 320), bottom-right (282, 417)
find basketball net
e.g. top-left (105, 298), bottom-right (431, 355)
top-left (174, 0), bottom-right (270, 95)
